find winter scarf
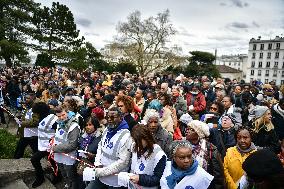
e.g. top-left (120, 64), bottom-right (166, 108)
top-left (166, 159), bottom-right (198, 188)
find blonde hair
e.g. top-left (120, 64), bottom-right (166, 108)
top-left (253, 112), bottom-right (274, 133)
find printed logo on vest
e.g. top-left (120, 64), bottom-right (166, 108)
top-left (41, 121), bottom-right (45, 126)
top-left (139, 162), bottom-right (145, 171)
top-left (59, 129), bottom-right (64, 135)
top-left (185, 186), bottom-right (194, 189)
top-left (107, 142), bottom-right (113, 149)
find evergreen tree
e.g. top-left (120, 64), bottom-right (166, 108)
top-left (33, 2), bottom-right (84, 63)
top-left (0, 0), bottom-right (39, 67)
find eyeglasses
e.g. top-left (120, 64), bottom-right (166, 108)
top-left (106, 115), bottom-right (119, 119)
top-left (210, 107), bottom-right (218, 111)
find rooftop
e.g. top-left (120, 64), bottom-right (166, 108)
top-left (216, 65), bottom-right (242, 73)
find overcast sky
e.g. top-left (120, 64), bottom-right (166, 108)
top-left (35, 0), bottom-right (284, 56)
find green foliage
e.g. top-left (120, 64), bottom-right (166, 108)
top-left (92, 59), bottom-right (113, 73)
top-left (184, 51), bottom-right (220, 78)
top-left (114, 59), bottom-right (137, 74)
top-left (189, 51), bottom-right (216, 65)
top-left (35, 53), bottom-right (54, 67)
top-left (0, 129), bottom-right (31, 159)
top-left (0, 0), bottom-right (38, 67)
top-left (33, 2), bottom-right (84, 63)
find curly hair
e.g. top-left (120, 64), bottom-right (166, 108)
top-left (116, 95), bottom-right (134, 113)
top-left (63, 96), bottom-right (79, 112)
top-left (131, 125), bottom-right (155, 159)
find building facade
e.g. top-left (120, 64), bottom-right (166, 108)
top-left (245, 36), bottom-right (284, 85)
top-left (215, 54), bottom-right (248, 80)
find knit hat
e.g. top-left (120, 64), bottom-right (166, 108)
top-left (187, 120), bottom-right (210, 139)
top-left (179, 113), bottom-right (193, 125)
top-left (249, 105), bottom-right (269, 120)
top-left (221, 113), bottom-right (237, 125)
top-left (92, 107), bottom-right (104, 120)
top-left (242, 149), bottom-right (283, 180)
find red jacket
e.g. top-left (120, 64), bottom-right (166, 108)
top-left (186, 92), bottom-right (206, 113)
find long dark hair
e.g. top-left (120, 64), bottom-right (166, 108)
top-left (131, 125), bottom-right (155, 159)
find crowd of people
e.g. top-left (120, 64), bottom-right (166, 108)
top-left (0, 66), bottom-right (284, 189)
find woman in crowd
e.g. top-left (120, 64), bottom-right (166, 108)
top-left (209, 113), bottom-right (237, 159)
top-left (251, 105), bottom-right (280, 153)
top-left (186, 84), bottom-right (207, 120)
top-left (186, 120), bottom-right (225, 189)
top-left (201, 101), bottom-right (224, 128)
top-left (143, 109), bottom-right (173, 157)
top-left (116, 95), bottom-right (137, 131)
top-left (118, 125), bottom-right (166, 188)
top-left (223, 127), bottom-right (257, 189)
top-left (80, 98), bottom-right (97, 120)
top-left (77, 116), bottom-right (104, 189)
top-left (158, 93), bottom-right (175, 134)
top-left (160, 140), bottom-right (214, 189)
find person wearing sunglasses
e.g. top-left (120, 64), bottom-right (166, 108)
top-left (201, 101), bottom-right (225, 128)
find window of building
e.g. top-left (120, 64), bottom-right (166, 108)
top-left (273, 70), bottom-right (277, 77)
top-left (266, 62), bottom-right (270, 67)
top-left (229, 62), bottom-right (231, 66)
top-left (234, 62), bottom-right (236, 66)
top-left (281, 80), bottom-right (284, 85)
top-left (274, 62), bottom-right (278, 68)
top-left (283, 62), bottom-right (284, 68)
top-left (253, 44), bottom-right (256, 50)
top-left (251, 61), bottom-right (255, 68)
top-left (268, 43), bottom-right (272, 50)
top-left (258, 70), bottom-right (261, 76)
top-left (251, 70), bottom-right (254, 76)
top-left (267, 52), bottom-right (271, 59)
top-left (265, 70), bottom-right (269, 76)
top-left (275, 52), bottom-right (279, 58)
top-left (276, 43), bottom-right (280, 49)
top-left (238, 62), bottom-right (240, 66)
top-left (259, 53), bottom-right (263, 59)
top-left (258, 62), bottom-right (262, 68)
top-left (282, 71), bottom-right (284, 77)
top-left (265, 79), bottom-right (269, 84)
top-left (252, 53), bottom-right (255, 59)
top-left (260, 44), bottom-right (264, 50)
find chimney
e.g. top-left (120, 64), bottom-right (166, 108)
top-left (257, 36), bottom-right (261, 40)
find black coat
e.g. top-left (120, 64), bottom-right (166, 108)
top-left (271, 105), bottom-right (284, 140)
top-left (209, 127), bottom-right (236, 159)
top-left (252, 126), bottom-right (280, 153)
top-left (205, 142), bottom-right (225, 189)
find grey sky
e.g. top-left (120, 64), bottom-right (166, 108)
top-left (35, 0), bottom-right (284, 55)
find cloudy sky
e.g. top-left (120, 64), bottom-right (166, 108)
top-left (35, 0), bottom-right (284, 56)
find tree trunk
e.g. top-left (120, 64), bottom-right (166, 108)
top-left (3, 55), bottom-right (12, 67)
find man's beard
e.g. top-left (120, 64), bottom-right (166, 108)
top-left (107, 124), bottom-right (117, 129)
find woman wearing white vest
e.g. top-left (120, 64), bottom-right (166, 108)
top-left (52, 105), bottom-right (80, 189)
top-left (30, 102), bottom-right (58, 188)
top-left (117, 124), bottom-right (166, 189)
top-left (160, 140), bottom-right (214, 189)
top-left (84, 107), bottom-right (132, 189)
